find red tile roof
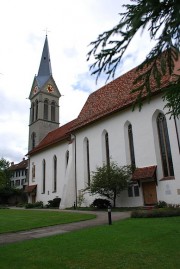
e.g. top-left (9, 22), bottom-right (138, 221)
top-left (132, 166), bottom-right (157, 181)
top-left (25, 184), bottom-right (37, 193)
top-left (9, 159), bottom-right (28, 171)
top-left (72, 64), bottom-right (171, 131)
top-left (29, 52), bottom-right (180, 155)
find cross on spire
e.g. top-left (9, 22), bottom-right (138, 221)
top-left (43, 28), bottom-right (51, 36)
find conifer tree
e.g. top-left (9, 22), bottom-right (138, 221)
top-left (87, 0), bottom-right (180, 117)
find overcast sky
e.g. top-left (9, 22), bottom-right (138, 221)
top-left (0, 0), bottom-right (154, 164)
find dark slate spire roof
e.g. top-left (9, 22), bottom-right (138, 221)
top-left (38, 35), bottom-right (52, 76)
top-left (36, 35), bottom-right (52, 87)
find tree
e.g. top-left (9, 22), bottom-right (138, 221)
top-left (0, 158), bottom-right (11, 188)
top-left (0, 158), bottom-right (13, 204)
top-left (87, 0), bottom-right (180, 117)
top-left (86, 162), bottom-right (132, 207)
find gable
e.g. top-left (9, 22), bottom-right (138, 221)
top-left (40, 76), bottom-right (61, 98)
top-left (29, 75), bottom-right (61, 100)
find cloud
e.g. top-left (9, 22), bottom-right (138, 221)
top-left (2, 0), bottom-right (155, 164)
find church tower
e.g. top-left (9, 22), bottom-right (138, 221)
top-left (28, 35), bottom-right (61, 151)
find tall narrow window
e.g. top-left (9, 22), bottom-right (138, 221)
top-left (128, 124), bottom-right (136, 167)
top-left (84, 138), bottom-right (90, 186)
top-left (35, 100), bottom-right (38, 120)
top-left (44, 100), bottom-right (48, 120)
top-left (174, 116), bottom-right (180, 153)
top-left (66, 150), bottom-right (69, 168)
top-left (42, 159), bottom-right (46, 194)
top-left (31, 102), bottom-right (35, 123)
top-left (32, 162), bottom-right (35, 181)
top-left (31, 132), bottom-right (36, 149)
top-left (53, 155), bottom-right (57, 192)
top-left (51, 101), bottom-right (56, 122)
top-left (157, 113), bottom-right (174, 177)
top-left (105, 132), bottom-right (110, 166)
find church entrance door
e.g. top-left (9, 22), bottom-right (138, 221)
top-left (142, 181), bottom-right (157, 205)
top-left (32, 195), bottom-right (36, 204)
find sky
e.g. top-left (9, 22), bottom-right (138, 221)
top-left (0, 0), bottom-right (154, 164)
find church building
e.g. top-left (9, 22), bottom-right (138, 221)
top-left (26, 36), bottom-right (180, 208)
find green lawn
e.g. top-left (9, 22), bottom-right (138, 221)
top-left (0, 209), bottom-right (95, 233)
top-left (0, 217), bottom-right (180, 269)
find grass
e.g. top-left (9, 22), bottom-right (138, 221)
top-left (0, 217), bottom-right (180, 269)
top-left (0, 209), bottom-right (95, 233)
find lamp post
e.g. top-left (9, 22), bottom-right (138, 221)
top-left (108, 206), bottom-right (112, 225)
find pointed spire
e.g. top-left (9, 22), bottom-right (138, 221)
top-left (38, 35), bottom-right (52, 76)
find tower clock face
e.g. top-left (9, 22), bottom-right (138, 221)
top-left (47, 84), bottom-right (54, 93)
top-left (33, 86), bottom-right (38, 95)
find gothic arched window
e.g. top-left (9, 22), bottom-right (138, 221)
top-left (31, 132), bottom-right (36, 149)
top-left (42, 159), bottom-right (46, 194)
top-left (35, 100), bottom-right (38, 120)
top-left (53, 155), bottom-right (57, 192)
top-left (128, 124), bottom-right (136, 167)
top-left (44, 99), bottom-right (48, 120)
top-left (66, 150), bottom-right (69, 168)
top-left (157, 113), bottom-right (174, 177)
top-left (105, 132), bottom-right (110, 166)
top-left (31, 102), bottom-right (35, 123)
top-left (51, 101), bottom-right (56, 122)
top-left (84, 138), bottom-right (90, 186)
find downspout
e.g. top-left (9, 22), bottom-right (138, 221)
top-left (72, 133), bottom-right (77, 207)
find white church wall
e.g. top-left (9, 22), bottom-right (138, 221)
top-left (60, 141), bottom-right (76, 209)
top-left (28, 94), bottom-right (180, 208)
top-left (29, 140), bottom-right (76, 207)
top-left (75, 94), bottom-right (180, 207)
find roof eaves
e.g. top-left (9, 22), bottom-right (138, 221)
top-left (28, 133), bottom-right (71, 156)
top-left (71, 88), bottom-right (164, 132)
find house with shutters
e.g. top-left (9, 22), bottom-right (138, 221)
top-left (9, 158), bottom-right (28, 190)
top-left (26, 36), bottom-right (180, 208)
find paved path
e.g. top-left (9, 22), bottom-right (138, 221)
top-left (0, 210), bottom-right (131, 246)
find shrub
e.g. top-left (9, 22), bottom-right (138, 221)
top-left (155, 200), bottom-right (168, 208)
top-left (131, 208), bottom-right (180, 218)
top-left (46, 198), bottom-right (61, 208)
top-left (25, 201), bottom-right (43, 209)
top-left (25, 203), bottom-right (34, 209)
top-left (34, 201), bottom-right (43, 208)
top-left (91, 198), bottom-right (111, 209)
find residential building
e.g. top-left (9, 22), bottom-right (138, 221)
top-left (9, 158), bottom-right (28, 190)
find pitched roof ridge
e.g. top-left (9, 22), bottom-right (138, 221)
top-left (73, 52), bottom-right (178, 131)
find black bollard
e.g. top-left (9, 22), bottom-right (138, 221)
top-left (74, 202), bottom-right (76, 210)
top-left (108, 206), bottom-right (112, 225)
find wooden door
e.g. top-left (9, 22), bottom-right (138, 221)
top-left (142, 181), bottom-right (157, 205)
top-left (32, 195), bottom-right (36, 204)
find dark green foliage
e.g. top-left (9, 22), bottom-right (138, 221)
top-left (87, 0), bottom-right (180, 117)
top-left (155, 200), bottom-right (168, 208)
top-left (0, 186), bottom-right (26, 205)
top-left (86, 162), bottom-right (132, 207)
top-left (0, 158), bottom-right (11, 188)
top-left (91, 198), bottom-right (111, 209)
top-left (25, 201), bottom-right (43, 209)
top-left (46, 198), bottom-right (61, 208)
top-left (131, 208), bottom-right (180, 218)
